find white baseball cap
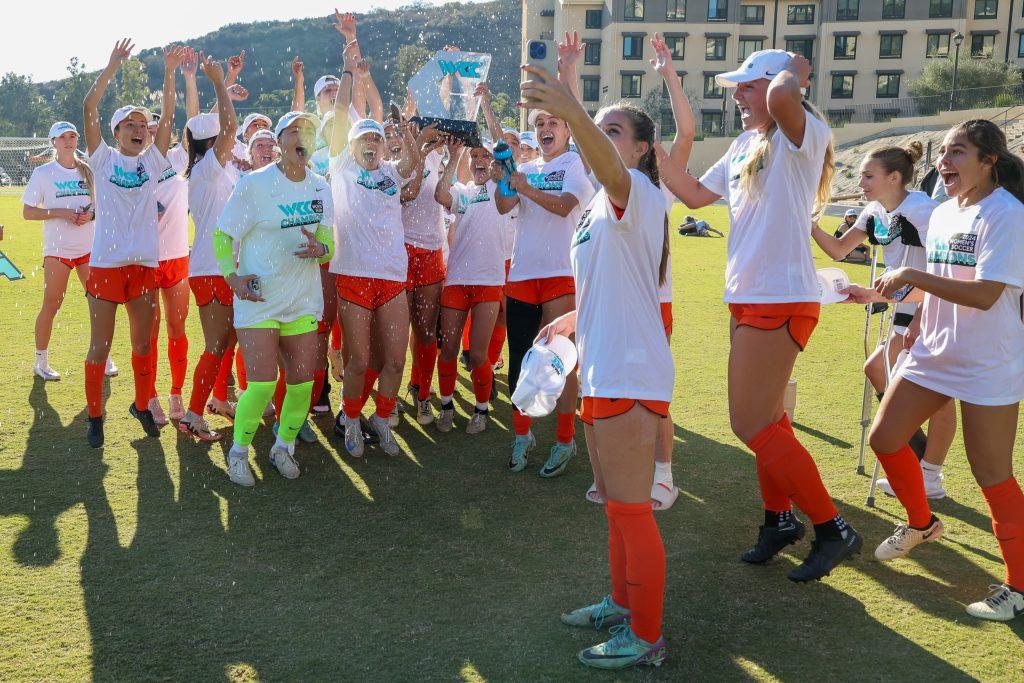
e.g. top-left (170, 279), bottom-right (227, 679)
top-left (845, 208), bottom-right (859, 218)
top-left (348, 117), bottom-right (386, 143)
top-left (314, 75), bottom-right (341, 98)
top-left (501, 127), bottom-right (521, 141)
top-left (715, 49), bottom-right (792, 88)
top-left (527, 109), bottom-right (555, 126)
top-left (240, 113), bottom-right (272, 136)
top-left (247, 129), bottom-right (277, 148)
top-left (185, 113), bottom-right (220, 140)
top-left (110, 105), bottom-right (153, 136)
top-left (274, 111), bottom-right (321, 138)
top-left (519, 131), bottom-right (539, 149)
top-left (48, 121), bottom-right (78, 140)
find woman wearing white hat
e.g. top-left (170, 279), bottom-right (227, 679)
top-left (518, 132), bottom-right (540, 163)
top-left (81, 39), bottom-right (184, 448)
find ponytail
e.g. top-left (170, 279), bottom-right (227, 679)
top-left (74, 155), bottom-right (96, 207)
top-left (952, 119), bottom-right (1024, 204)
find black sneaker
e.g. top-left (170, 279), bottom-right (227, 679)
top-left (741, 518), bottom-right (806, 564)
top-left (788, 526), bottom-right (863, 583)
top-left (129, 403), bottom-right (161, 437)
top-left (360, 416), bottom-right (379, 445)
top-left (86, 416), bottom-right (104, 448)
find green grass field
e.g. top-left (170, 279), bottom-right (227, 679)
top-left (0, 193), bottom-right (1022, 682)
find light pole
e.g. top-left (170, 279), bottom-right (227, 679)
top-left (949, 31), bottom-right (964, 111)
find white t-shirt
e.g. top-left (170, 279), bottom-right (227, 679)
top-left (571, 169), bottom-right (674, 401)
top-left (167, 144), bottom-right (188, 174)
top-left (700, 110), bottom-right (831, 303)
top-left (310, 147), bottom-right (330, 179)
top-left (900, 189), bottom-right (1024, 405)
top-left (658, 183), bottom-right (674, 304)
top-left (232, 140), bottom-right (249, 164)
top-left (217, 164), bottom-right (333, 328)
top-left (328, 151), bottom-right (408, 282)
top-left (21, 161), bottom-right (94, 259)
top-left (188, 151), bottom-right (241, 277)
top-left (154, 164), bottom-right (190, 261)
top-left (853, 191), bottom-right (936, 273)
top-left (509, 151), bottom-right (595, 282)
top-left (87, 141), bottom-right (167, 268)
top-left (447, 181), bottom-right (508, 286)
top-left (401, 151), bottom-right (446, 251)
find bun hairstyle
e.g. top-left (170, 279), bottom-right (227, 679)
top-left (865, 140), bottom-right (923, 187)
top-left (951, 119), bottom-right (1024, 204)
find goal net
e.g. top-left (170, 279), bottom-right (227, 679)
top-left (0, 138), bottom-right (52, 195)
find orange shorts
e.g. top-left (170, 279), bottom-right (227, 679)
top-left (45, 253), bottom-right (90, 269)
top-left (579, 397), bottom-right (671, 426)
top-left (728, 302), bottom-right (820, 351)
top-left (153, 255), bottom-right (189, 289)
top-left (336, 274), bottom-right (406, 311)
top-left (405, 244), bottom-right (445, 291)
top-left (440, 284), bottom-right (504, 311)
top-left (86, 265), bottom-right (157, 304)
top-left (661, 301), bottom-right (673, 338)
top-left (505, 276), bottom-right (575, 305)
top-left (190, 275), bottom-right (233, 307)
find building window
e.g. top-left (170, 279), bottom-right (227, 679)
top-left (972, 33), bottom-right (996, 57)
top-left (1019, 33), bottom-right (1024, 57)
top-left (662, 73), bottom-right (685, 96)
top-left (879, 34), bottom-right (903, 58)
top-left (975, 0), bottom-right (998, 18)
top-left (621, 73), bottom-right (643, 98)
top-left (708, 0), bottom-right (728, 21)
top-left (876, 73), bottom-right (900, 98)
top-left (787, 4), bottom-right (815, 23)
top-left (704, 74), bottom-right (724, 98)
top-left (929, 0), bottom-right (953, 17)
top-left (584, 42), bottom-right (601, 65)
top-left (661, 109), bottom-right (677, 138)
top-left (706, 37), bottom-right (727, 60)
top-left (831, 74), bottom-right (855, 98)
top-left (623, 35), bottom-right (644, 60)
top-left (666, 0), bottom-right (686, 20)
top-left (881, 0), bottom-right (905, 18)
top-left (834, 35), bottom-right (857, 59)
top-left (836, 0), bottom-right (859, 20)
top-left (926, 33), bottom-right (951, 57)
top-left (666, 36), bottom-right (686, 59)
top-left (739, 38), bottom-right (764, 60)
top-left (740, 4), bottom-right (765, 23)
top-left (582, 78), bottom-right (600, 102)
top-left (702, 111), bottom-right (724, 134)
top-left (786, 38), bottom-right (814, 60)
top-left (585, 9), bottom-right (602, 28)
top-left (624, 0), bottom-right (644, 20)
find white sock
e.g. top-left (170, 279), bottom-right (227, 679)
top-left (228, 443), bottom-right (249, 460)
top-left (440, 394), bottom-right (454, 405)
top-left (475, 402), bottom-right (489, 412)
top-left (35, 349), bottom-right (47, 366)
top-left (654, 461), bottom-right (673, 486)
top-left (274, 436), bottom-right (295, 455)
top-left (921, 461), bottom-right (943, 475)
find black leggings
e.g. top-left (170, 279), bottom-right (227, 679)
top-left (505, 296), bottom-right (544, 403)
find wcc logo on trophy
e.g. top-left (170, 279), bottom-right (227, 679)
top-left (408, 50), bottom-right (492, 147)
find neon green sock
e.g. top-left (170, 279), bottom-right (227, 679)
top-left (278, 381), bottom-right (314, 444)
top-left (233, 380), bottom-right (276, 447)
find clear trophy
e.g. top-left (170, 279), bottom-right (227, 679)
top-left (407, 50), bottom-right (492, 147)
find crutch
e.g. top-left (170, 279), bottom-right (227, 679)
top-left (855, 245), bottom-right (886, 474)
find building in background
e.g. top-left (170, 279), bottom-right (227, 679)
top-left (521, 0), bottom-right (1024, 134)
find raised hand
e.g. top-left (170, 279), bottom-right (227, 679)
top-left (355, 58), bottom-right (371, 77)
top-left (342, 40), bottom-right (360, 70)
top-left (473, 82), bottom-right (491, 103)
top-left (163, 44), bottom-right (186, 71)
top-left (294, 226), bottom-right (327, 259)
top-left (785, 52), bottom-right (812, 87)
top-left (332, 9), bottom-right (357, 42)
top-left (180, 47), bottom-right (199, 77)
top-left (519, 65), bottom-right (580, 121)
top-left (446, 138), bottom-right (465, 156)
top-left (649, 33), bottom-right (674, 77)
top-left (291, 55), bottom-right (304, 78)
top-left (199, 53), bottom-right (224, 84)
top-left (227, 84), bottom-right (249, 101)
top-left (227, 50), bottom-right (246, 78)
top-left (557, 30), bottom-right (584, 70)
top-left (108, 38), bottom-right (135, 70)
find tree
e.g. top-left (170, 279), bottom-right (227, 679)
top-left (908, 58), bottom-right (1023, 112)
top-left (117, 57), bottom-right (153, 110)
top-left (51, 57), bottom-right (94, 134)
top-left (0, 73), bottom-right (52, 136)
top-left (393, 44), bottom-right (432, 102)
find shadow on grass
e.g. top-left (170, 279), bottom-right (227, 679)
top-left (792, 421), bottom-right (853, 449)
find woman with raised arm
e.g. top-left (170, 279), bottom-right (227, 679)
top-left (81, 40), bottom-right (184, 448)
top-left (522, 64), bottom-right (673, 670)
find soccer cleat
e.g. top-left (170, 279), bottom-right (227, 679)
top-left (298, 419), bottom-right (318, 443)
top-left (741, 518), bottom-right (807, 564)
top-left (466, 409), bottom-right (488, 434)
top-left (405, 384), bottom-right (420, 414)
top-left (417, 398), bottom-right (435, 426)
top-left (540, 440), bottom-right (576, 478)
top-left (560, 596), bottom-right (630, 629)
top-left (875, 517), bottom-right (944, 561)
top-left (177, 413), bottom-right (222, 442)
top-left (360, 416), bottom-right (379, 445)
top-left (168, 394), bottom-right (185, 421)
top-left (788, 526), bottom-right (862, 583)
top-left (130, 403), bottom-right (161, 437)
top-left (966, 584), bottom-right (1024, 622)
top-left (509, 431), bottom-right (536, 473)
top-left (577, 624), bottom-right (667, 670)
top-left (207, 398), bottom-right (236, 422)
top-left (226, 452), bottom-right (256, 487)
top-left (269, 443), bottom-right (300, 479)
top-left (369, 414), bottom-right (401, 456)
top-left (340, 416), bottom-right (364, 457)
top-left (86, 416), bottom-right (104, 448)
top-left (104, 356), bottom-right (119, 377)
top-left (435, 403), bottom-right (455, 433)
top-left (387, 405), bottom-right (400, 428)
top-left (148, 396), bottom-right (169, 427)
top-left (34, 364), bottom-right (61, 381)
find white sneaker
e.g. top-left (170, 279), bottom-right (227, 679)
top-left (34, 364), bottom-right (61, 381)
top-left (168, 394), bottom-right (185, 421)
top-left (466, 409), bottom-right (488, 434)
top-left (147, 396), bottom-right (169, 427)
top-left (878, 463), bottom-right (948, 500)
top-left (417, 399), bottom-right (435, 425)
top-left (369, 414), bottom-right (401, 456)
top-left (387, 405), bottom-right (400, 428)
top-left (875, 517), bottom-right (944, 561)
top-left (966, 584), bottom-right (1024, 621)
top-left (104, 356), bottom-right (119, 377)
top-left (435, 403), bottom-right (455, 433)
top-left (226, 452), bottom-right (255, 487)
top-left (343, 416), bottom-right (364, 457)
top-left (269, 441), bottom-right (300, 479)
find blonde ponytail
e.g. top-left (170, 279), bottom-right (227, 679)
top-left (73, 154), bottom-right (96, 208)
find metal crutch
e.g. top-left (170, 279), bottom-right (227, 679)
top-left (855, 245), bottom-right (886, 474)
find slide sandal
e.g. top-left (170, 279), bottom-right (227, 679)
top-left (651, 482), bottom-right (680, 511)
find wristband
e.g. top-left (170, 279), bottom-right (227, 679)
top-left (342, 71), bottom-right (354, 78)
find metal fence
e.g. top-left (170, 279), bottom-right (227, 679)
top-left (0, 138), bottom-right (51, 195)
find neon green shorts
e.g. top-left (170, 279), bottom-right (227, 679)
top-left (240, 314), bottom-right (318, 337)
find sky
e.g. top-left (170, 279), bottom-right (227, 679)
top-left (2, 0), bottom-right (474, 83)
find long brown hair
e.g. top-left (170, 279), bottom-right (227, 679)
top-left (950, 119), bottom-right (1024, 203)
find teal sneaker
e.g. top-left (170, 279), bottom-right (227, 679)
top-left (560, 596), bottom-right (630, 629)
top-left (298, 419), bottom-right (318, 443)
top-left (578, 624), bottom-right (667, 670)
top-left (508, 431), bottom-right (536, 473)
top-left (540, 439), bottom-right (576, 478)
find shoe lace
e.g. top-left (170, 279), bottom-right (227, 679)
top-left (589, 596), bottom-right (612, 629)
top-left (984, 584), bottom-right (1010, 607)
top-left (888, 524), bottom-right (911, 548)
top-left (228, 456), bottom-right (248, 478)
top-left (605, 624), bottom-right (635, 650)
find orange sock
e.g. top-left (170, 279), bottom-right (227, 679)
top-left (131, 353), bottom-right (154, 411)
top-left (556, 411), bottom-right (576, 444)
top-left (213, 346), bottom-right (233, 402)
top-left (512, 410), bottom-right (532, 436)
top-left (873, 444), bottom-right (932, 528)
top-left (471, 361), bottom-right (493, 405)
top-left (438, 358), bottom-right (458, 399)
top-left (606, 505), bottom-right (629, 609)
top-left (359, 369), bottom-right (379, 407)
top-left (779, 412), bottom-right (795, 435)
top-left (982, 477), bottom-right (1024, 590)
top-left (343, 396), bottom-right (362, 420)
top-left (487, 323), bottom-right (506, 367)
top-left (85, 361), bottom-right (105, 418)
top-left (188, 351), bottom-right (221, 416)
top-left (168, 336), bottom-right (188, 396)
top-left (375, 393), bottom-right (397, 420)
top-left (149, 329), bottom-right (160, 399)
top-left (273, 370), bottom-right (286, 421)
top-left (746, 417), bottom-right (838, 525)
top-left (607, 500), bottom-right (664, 644)
top-left (416, 342), bottom-right (438, 401)
top-left (755, 453), bottom-right (792, 514)
top-left (309, 369), bottom-right (326, 412)
top-left (235, 348), bottom-right (247, 390)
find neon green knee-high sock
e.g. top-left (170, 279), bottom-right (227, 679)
top-left (233, 380), bottom-right (276, 447)
top-left (278, 381), bottom-right (314, 444)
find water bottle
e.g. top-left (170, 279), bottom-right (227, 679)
top-left (493, 142), bottom-right (518, 198)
